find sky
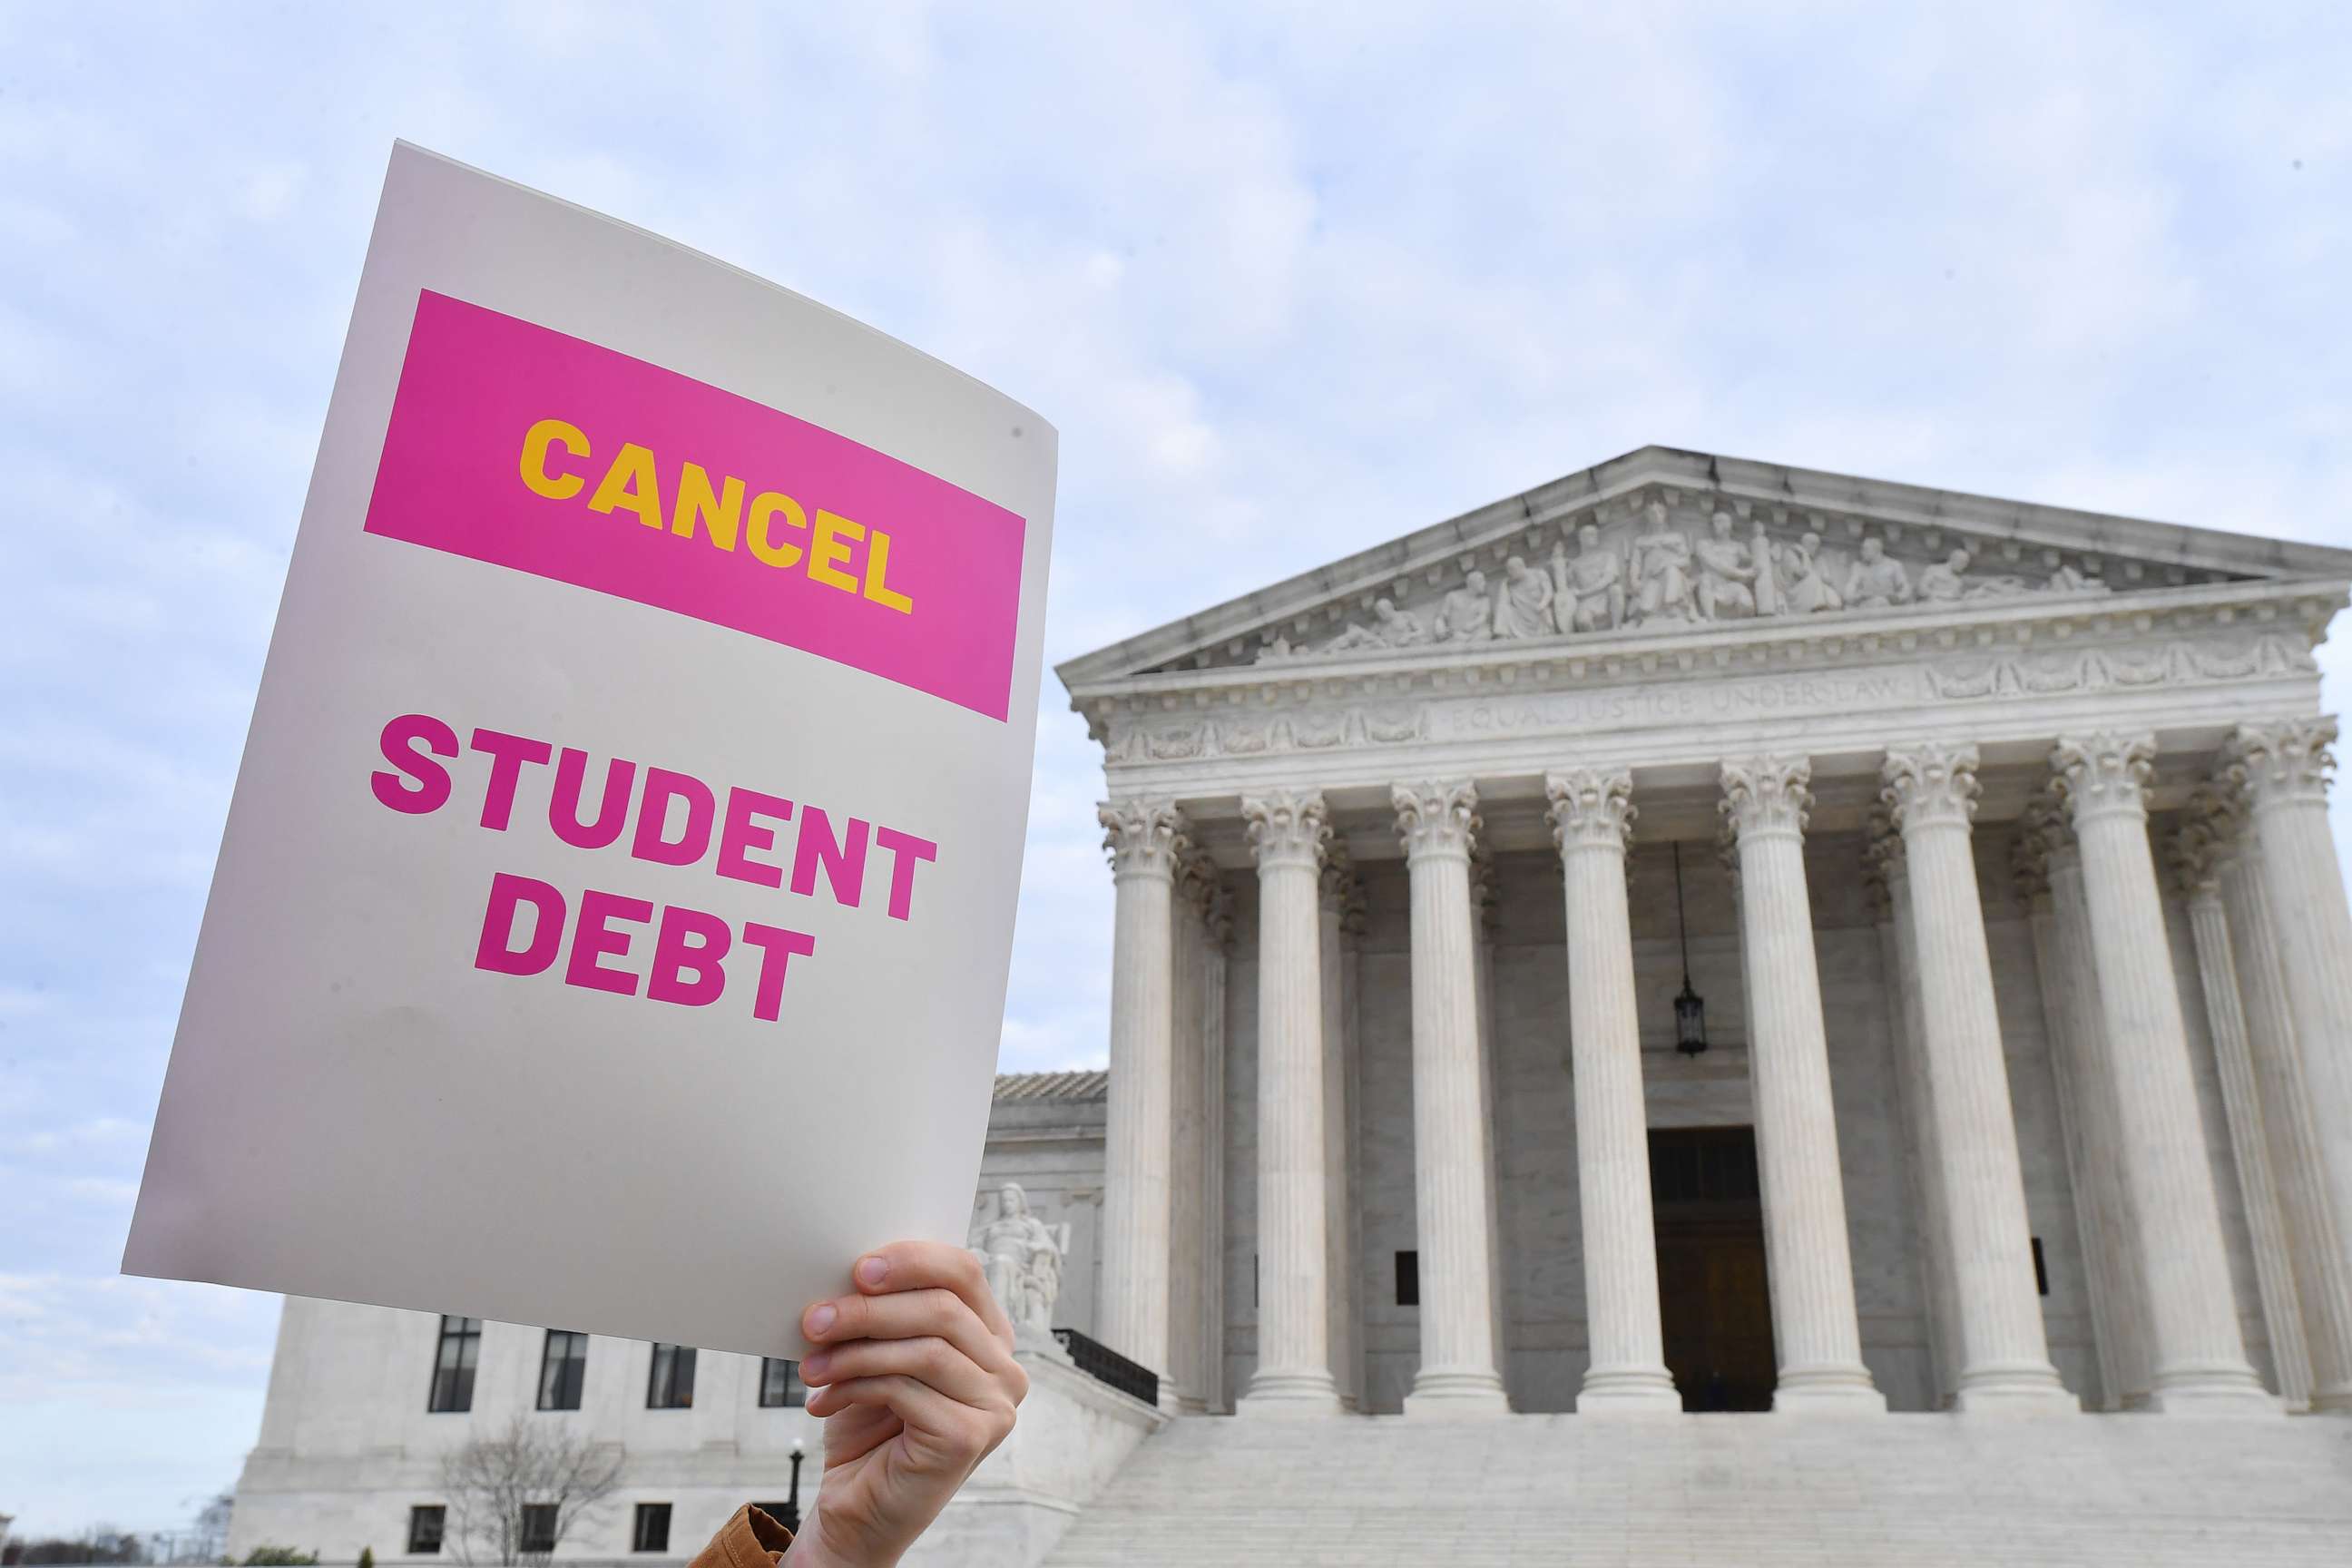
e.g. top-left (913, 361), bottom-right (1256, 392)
top-left (7, 0), bottom-right (2352, 1538)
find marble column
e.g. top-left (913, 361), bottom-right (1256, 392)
top-left (1394, 779), bottom-right (1512, 1413)
top-left (2014, 811), bottom-right (2126, 1410)
top-left (1238, 789), bottom-right (1341, 1414)
top-left (2171, 801), bottom-right (2313, 1409)
top-left (1881, 744), bottom-right (2074, 1412)
top-left (1868, 820), bottom-right (1961, 1409)
top-left (2223, 717), bottom-right (2352, 1415)
top-left (1318, 845), bottom-right (1363, 1411)
top-left (2212, 776), bottom-right (2352, 1414)
top-left (1097, 799), bottom-right (1188, 1380)
top-left (2047, 835), bottom-right (2154, 1408)
top-left (2048, 733), bottom-right (2273, 1414)
top-left (1165, 850), bottom-right (1219, 1415)
top-left (1720, 756), bottom-right (1886, 1411)
top-left (1546, 769), bottom-right (1680, 1412)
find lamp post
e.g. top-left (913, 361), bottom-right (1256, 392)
top-left (783, 1438), bottom-right (805, 1534)
top-left (1671, 840), bottom-right (1708, 1056)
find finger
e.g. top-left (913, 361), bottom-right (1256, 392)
top-left (848, 1240), bottom-right (1015, 1348)
top-left (804, 1286), bottom-right (1012, 1374)
top-left (803, 1373), bottom-right (1014, 1467)
top-left (800, 1333), bottom-right (1025, 1411)
top-left (816, 1404), bottom-right (900, 1471)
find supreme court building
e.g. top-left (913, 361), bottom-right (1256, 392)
top-left (1055, 444), bottom-right (2352, 1424)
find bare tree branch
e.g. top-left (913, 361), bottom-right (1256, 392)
top-left (438, 1415), bottom-right (623, 1567)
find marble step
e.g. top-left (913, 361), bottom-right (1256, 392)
top-left (1039, 1411), bottom-right (2352, 1567)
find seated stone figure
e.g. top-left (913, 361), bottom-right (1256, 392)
top-left (969, 1181), bottom-right (1070, 1345)
top-left (1552, 522), bottom-right (1626, 633)
top-left (1323, 597), bottom-right (1431, 653)
top-left (1437, 568), bottom-right (1495, 642)
top-left (1843, 535), bottom-right (1913, 610)
top-left (1491, 555), bottom-right (1555, 639)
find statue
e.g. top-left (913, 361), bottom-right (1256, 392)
top-left (1842, 535), bottom-right (1913, 611)
top-left (1916, 547), bottom-right (1971, 603)
top-left (2046, 561), bottom-right (2110, 595)
top-left (1631, 501), bottom-right (1697, 623)
top-left (1551, 522), bottom-right (1624, 633)
top-left (1252, 635), bottom-right (1297, 665)
top-left (1774, 530), bottom-right (1842, 614)
top-left (1693, 510), bottom-right (1759, 621)
top-left (1436, 568), bottom-right (1494, 642)
top-left (1491, 555), bottom-right (1554, 639)
top-left (1322, 597), bottom-right (1431, 654)
top-left (969, 1182), bottom-right (1070, 1344)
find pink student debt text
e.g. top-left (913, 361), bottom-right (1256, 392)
top-left (363, 289), bottom-right (1028, 720)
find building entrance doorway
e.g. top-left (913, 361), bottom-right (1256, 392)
top-left (1649, 1124), bottom-right (1776, 1412)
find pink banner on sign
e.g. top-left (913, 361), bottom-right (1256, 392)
top-left (365, 290), bottom-right (1026, 720)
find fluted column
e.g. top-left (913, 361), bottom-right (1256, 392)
top-left (2172, 801), bottom-right (2313, 1409)
top-left (2047, 835), bottom-right (2153, 1408)
top-left (1882, 744), bottom-right (2074, 1412)
top-left (1165, 850), bottom-right (1219, 1415)
top-left (1238, 789), bottom-right (1340, 1414)
top-left (2212, 773), bottom-right (2352, 1413)
top-left (1098, 799), bottom-right (1188, 1382)
top-left (2049, 733), bottom-right (2273, 1414)
top-left (1720, 756), bottom-right (1886, 1411)
top-left (1869, 819), bottom-right (1961, 1408)
top-left (1395, 780), bottom-right (1512, 1413)
top-left (2223, 717), bottom-right (2352, 1414)
top-left (1318, 845), bottom-right (1363, 1411)
top-left (1547, 769), bottom-right (1680, 1413)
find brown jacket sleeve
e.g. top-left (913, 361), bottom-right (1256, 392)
top-left (690, 1504), bottom-right (794, 1568)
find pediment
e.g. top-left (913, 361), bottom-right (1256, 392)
top-left (1057, 446), bottom-right (2352, 689)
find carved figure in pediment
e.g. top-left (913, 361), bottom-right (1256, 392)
top-left (1551, 522), bottom-right (1625, 633)
top-left (1492, 555), bottom-right (1555, 639)
top-left (1843, 535), bottom-right (1914, 611)
top-left (2046, 562), bottom-right (2110, 595)
top-left (1436, 568), bottom-right (1494, 642)
top-left (1919, 546), bottom-right (2030, 603)
top-left (1774, 531), bottom-right (1843, 615)
top-left (1631, 502), bottom-right (1698, 624)
top-left (1323, 597), bottom-right (1430, 653)
top-left (1253, 634), bottom-right (1298, 665)
top-left (1694, 510), bottom-right (1761, 621)
top-left (1917, 548), bottom-right (1970, 603)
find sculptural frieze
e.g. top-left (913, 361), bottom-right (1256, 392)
top-left (1233, 501), bottom-right (2160, 670)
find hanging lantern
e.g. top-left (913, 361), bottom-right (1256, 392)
top-left (1671, 840), bottom-right (1708, 1056)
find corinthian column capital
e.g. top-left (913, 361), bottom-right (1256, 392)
top-left (1393, 779), bottom-right (1480, 863)
top-left (2050, 732), bottom-right (2156, 827)
top-left (1544, 768), bottom-right (1636, 855)
top-left (1101, 799), bottom-right (1189, 879)
top-left (1176, 846), bottom-right (1222, 923)
top-left (1882, 741), bottom-right (1982, 834)
top-left (2169, 787), bottom-right (2241, 902)
top-left (1318, 839), bottom-right (1359, 911)
top-left (2223, 717), bottom-right (2339, 809)
top-left (1720, 754), bottom-right (1812, 841)
top-left (1242, 789), bottom-right (1331, 872)
top-left (2010, 817), bottom-right (2053, 908)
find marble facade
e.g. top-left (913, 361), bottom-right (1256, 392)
top-left (1059, 445), bottom-right (2352, 1421)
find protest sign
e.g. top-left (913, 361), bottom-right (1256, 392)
top-left (122, 142), bottom-right (1055, 1358)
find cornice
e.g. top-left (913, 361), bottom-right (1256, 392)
top-left (1067, 575), bottom-right (2343, 735)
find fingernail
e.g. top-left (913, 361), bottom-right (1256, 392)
top-left (801, 1350), bottom-right (829, 1379)
top-left (806, 1302), bottom-right (836, 1336)
top-left (856, 1255), bottom-right (889, 1287)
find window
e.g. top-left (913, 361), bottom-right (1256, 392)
top-left (518, 1504), bottom-right (558, 1556)
top-left (632, 1504), bottom-right (671, 1553)
top-left (407, 1506), bottom-right (446, 1555)
top-left (538, 1330), bottom-right (589, 1411)
top-left (427, 1317), bottom-right (482, 1413)
top-left (647, 1343), bottom-right (697, 1408)
top-left (759, 1357), bottom-right (803, 1408)
top-left (1396, 1250), bottom-right (1420, 1308)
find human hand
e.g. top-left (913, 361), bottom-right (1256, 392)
top-left (779, 1240), bottom-right (1028, 1567)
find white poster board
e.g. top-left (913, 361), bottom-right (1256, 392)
top-left (122, 142), bottom-right (1054, 1357)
